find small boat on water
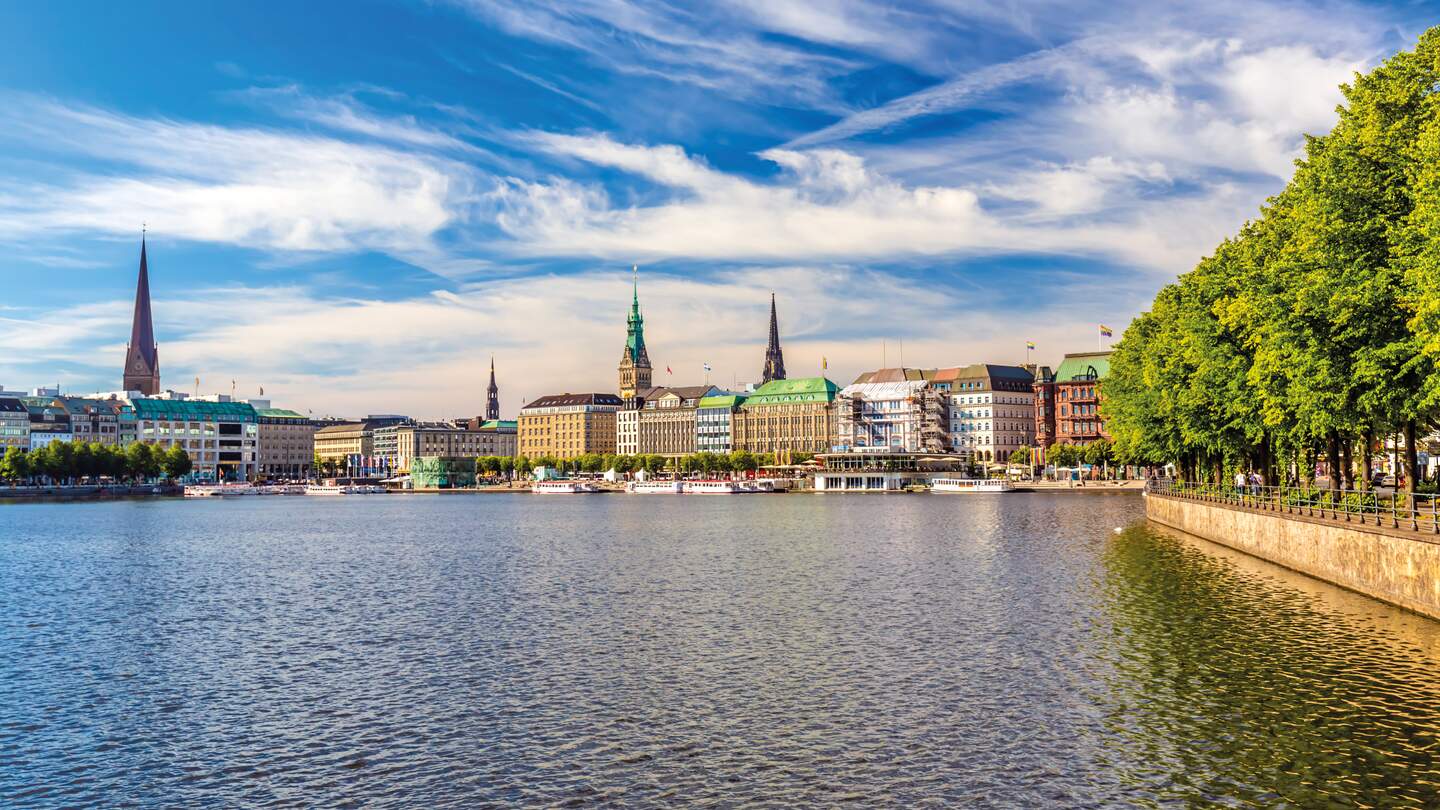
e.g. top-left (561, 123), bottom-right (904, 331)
top-left (930, 477), bottom-right (1015, 493)
top-left (627, 480), bottom-right (684, 494)
top-left (532, 481), bottom-right (601, 494)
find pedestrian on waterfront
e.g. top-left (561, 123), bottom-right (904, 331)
top-left (1234, 470), bottom-right (1246, 498)
top-left (1249, 470), bottom-right (1262, 496)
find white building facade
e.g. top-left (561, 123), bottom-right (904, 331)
top-left (836, 381), bottom-right (949, 453)
top-left (945, 365), bottom-right (1036, 463)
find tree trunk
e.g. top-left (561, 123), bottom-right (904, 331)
top-left (1405, 420), bottom-right (1419, 498)
top-left (1327, 432), bottom-right (1342, 491)
top-left (1341, 437), bottom-right (1354, 490)
top-left (1361, 427), bottom-right (1375, 490)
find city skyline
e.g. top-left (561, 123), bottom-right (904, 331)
top-left (0, 1), bottom-right (1432, 418)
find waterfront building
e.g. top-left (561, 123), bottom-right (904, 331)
top-left (1033, 351), bottom-right (1113, 464)
top-left (731, 376), bottom-right (840, 459)
top-left (486, 357), bottom-right (501, 421)
top-left (944, 364), bottom-right (1036, 463)
top-left (56, 397), bottom-right (122, 446)
top-left (836, 379), bottom-right (949, 453)
top-left (696, 393), bottom-right (748, 454)
top-left (634, 385), bottom-right (718, 458)
top-left (25, 401), bottom-right (71, 449)
top-left (850, 364), bottom-right (1036, 462)
top-left (122, 235), bottom-right (161, 396)
top-left (617, 272), bottom-right (653, 400)
top-left (761, 293), bottom-right (786, 384)
top-left (131, 398), bottom-right (259, 480)
top-left (256, 408), bottom-right (314, 478)
top-left (812, 450), bottom-right (971, 492)
top-left (315, 422), bottom-right (372, 467)
top-left (462, 418), bottom-right (518, 458)
top-left (0, 397), bottom-right (29, 450)
top-left (375, 420), bottom-right (520, 472)
top-left (518, 393), bottom-right (623, 458)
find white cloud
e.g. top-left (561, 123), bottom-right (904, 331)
top-left (0, 96), bottom-right (478, 254)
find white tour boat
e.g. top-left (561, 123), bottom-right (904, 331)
top-left (305, 483), bottom-right (388, 496)
top-left (930, 477), bottom-right (1015, 493)
top-left (626, 480), bottom-right (684, 494)
top-left (183, 483), bottom-right (257, 498)
top-left (531, 481), bottom-right (600, 494)
top-left (686, 479), bottom-right (741, 494)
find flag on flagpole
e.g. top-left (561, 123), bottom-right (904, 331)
top-left (1099, 324), bottom-right (1113, 337)
top-left (666, 365), bottom-right (673, 374)
top-left (1025, 340), bottom-right (1035, 350)
top-left (703, 363), bottom-right (712, 372)
top-left (822, 356), bottom-right (828, 370)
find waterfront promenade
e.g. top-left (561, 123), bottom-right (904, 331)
top-left (1146, 480), bottom-right (1440, 620)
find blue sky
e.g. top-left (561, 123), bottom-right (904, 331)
top-left (0, 0), bottom-right (1432, 417)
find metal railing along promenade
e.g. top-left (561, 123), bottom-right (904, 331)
top-left (1146, 479), bottom-right (1440, 535)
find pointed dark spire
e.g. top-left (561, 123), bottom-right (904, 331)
top-left (486, 356), bottom-right (500, 421)
top-left (761, 292), bottom-right (785, 384)
top-left (123, 230), bottom-right (161, 395)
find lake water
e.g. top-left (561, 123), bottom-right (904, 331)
top-left (3, 492), bottom-right (1440, 807)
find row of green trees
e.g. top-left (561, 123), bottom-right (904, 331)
top-left (472, 451), bottom-right (807, 479)
top-left (1104, 29), bottom-right (1440, 495)
top-left (0, 441), bottom-right (193, 485)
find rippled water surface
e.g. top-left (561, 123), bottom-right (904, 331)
top-left (4, 493), bottom-right (1440, 807)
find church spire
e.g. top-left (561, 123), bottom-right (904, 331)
top-left (123, 230), bottom-right (161, 395)
top-left (486, 355), bottom-right (500, 421)
top-left (761, 292), bottom-right (785, 384)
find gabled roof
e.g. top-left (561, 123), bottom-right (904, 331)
top-left (741, 376), bottom-right (839, 407)
top-left (1053, 351), bottom-right (1112, 382)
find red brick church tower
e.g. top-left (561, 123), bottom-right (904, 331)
top-left (123, 233), bottom-right (161, 395)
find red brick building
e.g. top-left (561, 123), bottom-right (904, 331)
top-left (1033, 351), bottom-right (1112, 464)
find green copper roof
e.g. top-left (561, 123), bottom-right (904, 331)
top-left (257, 408), bottom-right (306, 419)
top-left (477, 419), bottom-right (517, 430)
top-left (740, 376), bottom-right (839, 407)
top-left (698, 394), bottom-right (747, 409)
top-left (1053, 351), bottom-right (1112, 382)
top-left (625, 300), bottom-right (645, 360)
top-left (131, 399), bottom-right (258, 421)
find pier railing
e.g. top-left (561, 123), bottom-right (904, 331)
top-left (1146, 479), bottom-right (1440, 535)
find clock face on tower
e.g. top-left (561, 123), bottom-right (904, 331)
top-left (131, 358), bottom-right (147, 373)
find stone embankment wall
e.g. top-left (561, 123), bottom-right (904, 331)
top-left (1146, 494), bottom-right (1440, 621)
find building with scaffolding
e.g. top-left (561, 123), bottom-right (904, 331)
top-left (836, 380), bottom-right (949, 453)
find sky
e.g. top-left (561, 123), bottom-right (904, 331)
top-left (0, 0), bottom-right (1432, 418)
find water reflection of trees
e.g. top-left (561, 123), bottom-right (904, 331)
top-left (1092, 527), bottom-right (1440, 806)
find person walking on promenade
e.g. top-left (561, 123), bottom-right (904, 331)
top-left (1249, 470), bottom-right (1262, 497)
top-left (1234, 470), bottom-right (1247, 498)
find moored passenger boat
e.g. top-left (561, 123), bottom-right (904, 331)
top-left (532, 481), bottom-right (600, 494)
top-left (627, 480), bottom-right (684, 494)
top-left (687, 479), bottom-right (741, 494)
top-left (929, 477), bottom-right (1014, 493)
